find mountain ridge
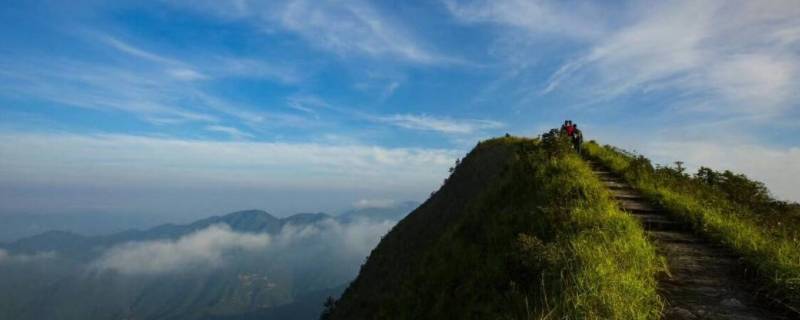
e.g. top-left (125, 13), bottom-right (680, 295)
top-left (327, 135), bottom-right (664, 319)
top-left (0, 203), bottom-right (417, 320)
top-left (5, 204), bottom-right (417, 254)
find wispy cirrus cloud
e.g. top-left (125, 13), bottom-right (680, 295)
top-left (548, 1), bottom-right (800, 113)
top-left (100, 35), bottom-right (185, 65)
top-left (213, 57), bottom-right (304, 84)
top-left (447, 0), bottom-right (800, 116)
top-left (166, 68), bottom-right (210, 81)
top-left (286, 95), bottom-right (330, 116)
top-left (542, 1), bottom-right (799, 115)
top-left (166, 0), bottom-right (453, 64)
top-left (0, 132), bottom-right (457, 190)
top-left (0, 57), bottom-right (220, 124)
top-left (443, 0), bottom-right (608, 40)
top-left (205, 125), bottom-right (254, 139)
top-left (375, 114), bottom-right (504, 134)
top-left (99, 35), bottom-right (302, 84)
top-left (277, 0), bottom-right (444, 63)
top-left (0, 35), bottom-right (313, 129)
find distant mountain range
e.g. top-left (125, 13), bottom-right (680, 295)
top-left (0, 212), bottom-right (162, 242)
top-left (0, 202), bottom-right (417, 320)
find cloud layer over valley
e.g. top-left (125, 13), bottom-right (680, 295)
top-left (92, 224), bottom-right (271, 274)
top-left (91, 218), bottom-right (396, 275)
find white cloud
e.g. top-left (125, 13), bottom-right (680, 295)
top-left (375, 114), bottom-right (504, 134)
top-left (205, 125), bottom-right (255, 139)
top-left (642, 141), bottom-right (800, 202)
top-left (167, 68), bottom-right (210, 81)
top-left (278, 0), bottom-right (441, 63)
top-left (167, 0), bottom-right (449, 64)
top-left (92, 218), bottom-right (396, 275)
top-left (0, 249), bottom-right (56, 264)
top-left (92, 224), bottom-right (270, 274)
top-left (583, 120), bottom-right (800, 203)
top-left (286, 95), bottom-right (330, 116)
top-left (353, 199), bottom-right (395, 209)
top-left (444, 0), bottom-right (608, 40)
top-left (0, 132), bottom-right (457, 190)
top-left (706, 54), bottom-right (796, 112)
top-left (101, 35), bottom-right (303, 84)
top-left (213, 57), bottom-right (303, 84)
top-left (101, 36), bottom-right (212, 82)
top-left (545, 0), bottom-right (799, 114)
top-left (0, 57), bottom-right (219, 124)
top-left (447, 0), bottom-right (800, 116)
top-left (381, 81), bottom-right (400, 100)
top-left (274, 218), bottom-right (396, 259)
top-left (0, 49), bottom-right (311, 128)
top-left (101, 35), bottom-right (181, 65)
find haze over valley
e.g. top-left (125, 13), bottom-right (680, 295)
top-left (1, 0), bottom-right (798, 319)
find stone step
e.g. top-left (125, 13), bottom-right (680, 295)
top-left (605, 182), bottom-right (632, 190)
top-left (593, 171), bottom-right (614, 176)
top-left (647, 231), bottom-right (704, 245)
top-left (612, 193), bottom-right (644, 200)
top-left (588, 160), bottom-right (796, 320)
top-left (636, 217), bottom-right (683, 231)
top-left (618, 200), bottom-right (658, 212)
top-left (631, 212), bottom-right (673, 222)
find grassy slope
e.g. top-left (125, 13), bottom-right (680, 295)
top-left (584, 141), bottom-right (800, 307)
top-left (329, 136), bottom-right (661, 319)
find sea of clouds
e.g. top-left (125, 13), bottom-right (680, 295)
top-left (91, 218), bottom-right (396, 275)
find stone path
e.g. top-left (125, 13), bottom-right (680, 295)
top-left (588, 160), bottom-right (791, 320)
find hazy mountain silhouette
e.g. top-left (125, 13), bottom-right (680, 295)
top-left (0, 204), bottom-right (415, 320)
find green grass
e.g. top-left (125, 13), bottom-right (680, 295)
top-left (330, 134), bottom-right (662, 319)
top-left (584, 141), bottom-right (800, 308)
top-left (553, 152), bottom-right (664, 319)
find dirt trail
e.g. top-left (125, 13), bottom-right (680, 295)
top-left (587, 160), bottom-right (790, 320)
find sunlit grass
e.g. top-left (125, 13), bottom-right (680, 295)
top-left (487, 136), bottom-right (663, 319)
top-left (329, 135), bottom-right (663, 319)
top-left (557, 154), bottom-right (663, 319)
top-left (584, 141), bottom-right (800, 307)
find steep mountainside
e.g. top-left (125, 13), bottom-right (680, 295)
top-left (330, 138), bottom-right (515, 317)
top-left (329, 135), bottom-right (796, 319)
top-left (329, 135), bottom-right (661, 319)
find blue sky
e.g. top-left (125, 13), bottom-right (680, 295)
top-left (1, 0), bottom-right (798, 219)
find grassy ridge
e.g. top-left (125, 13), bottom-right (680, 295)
top-left (554, 150), bottom-right (663, 319)
top-left (329, 135), bottom-right (662, 319)
top-left (583, 141), bottom-right (800, 307)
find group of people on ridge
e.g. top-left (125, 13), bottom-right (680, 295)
top-left (560, 120), bottom-right (583, 153)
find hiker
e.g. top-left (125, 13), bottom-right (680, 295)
top-left (566, 120), bottom-right (576, 138)
top-left (572, 124), bottom-right (583, 153)
top-left (561, 120), bottom-right (575, 137)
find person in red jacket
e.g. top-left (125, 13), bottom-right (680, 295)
top-left (561, 120), bottom-right (575, 137)
top-left (561, 120), bottom-right (576, 137)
